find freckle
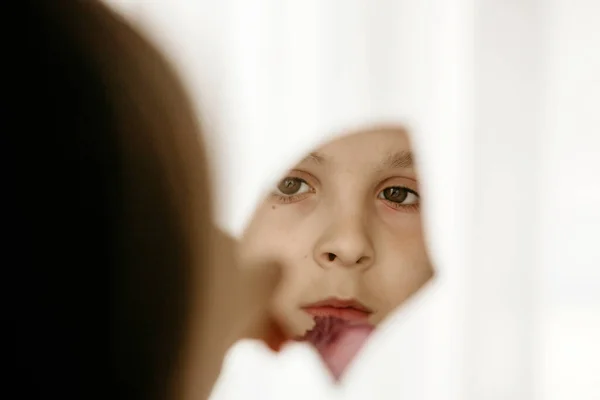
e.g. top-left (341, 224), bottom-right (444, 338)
top-left (303, 254), bottom-right (308, 259)
top-left (271, 205), bottom-right (277, 210)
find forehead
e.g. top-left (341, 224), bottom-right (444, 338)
top-left (302, 128), bottom-right (414, 170)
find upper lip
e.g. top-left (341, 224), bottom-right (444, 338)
top-left (302, 297), bottom-right (373, 313)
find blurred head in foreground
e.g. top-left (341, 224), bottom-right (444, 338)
top-left (9, 1), bottom-right (283, 399)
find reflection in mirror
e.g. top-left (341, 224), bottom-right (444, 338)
top-left (240, 128), bottom-right (434, 380)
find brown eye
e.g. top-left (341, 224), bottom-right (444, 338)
top-left (276, 177), bottom-right (308, 195)
top-left (378, 186), bottom-right (419, 204)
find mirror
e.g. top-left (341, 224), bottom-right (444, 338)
top-left (239, 127), bottom-right (434, 380)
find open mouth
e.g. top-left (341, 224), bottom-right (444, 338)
top-left (297, 298), bottom-right (375, 380)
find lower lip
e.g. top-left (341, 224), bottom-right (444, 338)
top-left (303, 306), bottom-right (371, 322)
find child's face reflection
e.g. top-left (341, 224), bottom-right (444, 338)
top-left (241, 129), bottom-right (433, 336)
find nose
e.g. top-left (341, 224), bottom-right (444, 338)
top-left (314, 215), bottom-right (375, 270)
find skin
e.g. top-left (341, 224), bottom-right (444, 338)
top-left (241, 128), bottom-right (434, 337)
top-left (181, 230), bottom-right (286, 400)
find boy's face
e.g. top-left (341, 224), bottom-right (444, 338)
top-left (241, 129), bottom-right (433, 336)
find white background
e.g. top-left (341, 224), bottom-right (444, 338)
top-left (105, 1), bottom-right (600, 399)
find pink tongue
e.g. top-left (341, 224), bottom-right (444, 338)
top-left (300, 317), bottom-right (374, 380)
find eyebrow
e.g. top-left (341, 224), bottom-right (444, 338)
top-left (299, 150), bottom-right (413, 169)
top-left (301, 152), bottom-right (327, 165)
top-left (381, 151), bottom-right (414, 169)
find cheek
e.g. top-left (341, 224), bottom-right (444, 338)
top-left (241, 203), bottom-right (302, 261)
top-left (376, 202), bottom-right (424, 232)
top-left (273, 246), bottom-right (322, 328)
top-left (241, 211), bottom-right (315, 334)
top-left (271, 263), bottom-right (319, 334)
top-left (366, 228), bottom-right (433, 312)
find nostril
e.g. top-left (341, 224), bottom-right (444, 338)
top-left (327, 253), bottom-right (336, 262)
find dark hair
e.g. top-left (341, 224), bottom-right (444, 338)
top-left (8, 2), bottom-right (210, 399)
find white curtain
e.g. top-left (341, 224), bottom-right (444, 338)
top-left (106, 1), bottom-right (600, 399)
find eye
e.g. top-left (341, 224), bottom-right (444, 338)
top-left (275, 177), bottom-right (312, 196)
top-left (378, 186), bottom-right (419, 206)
